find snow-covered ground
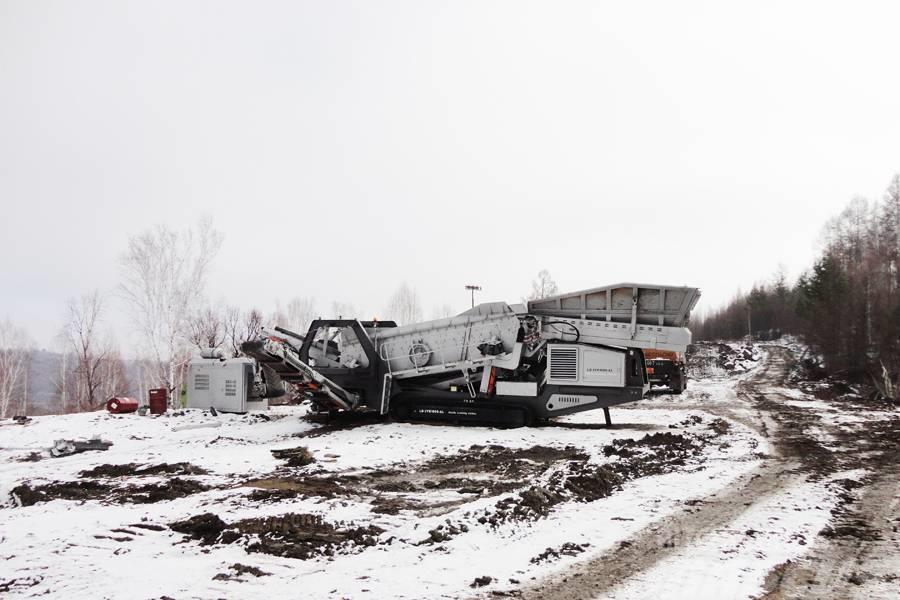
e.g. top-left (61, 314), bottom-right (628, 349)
top-left (2, 342), bottom-right (893, 600)
top-left (0, 403), bottom-right (764, 599)
top-left (607, 477), bottom-right (836, 600)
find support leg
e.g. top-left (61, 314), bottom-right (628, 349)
top-left (603, 407), bottom-right (612, 427)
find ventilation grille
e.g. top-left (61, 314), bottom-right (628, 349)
top-left (556, 395), bottom-right (583, 405)
top-left (549, 346), bottom-right (578, 381)
top-left (546, 393), bottom-right (596, 411)
top-left (194, 374), bottom-right (210, 391)
top-left (225, 379), bottom-right (237, 396)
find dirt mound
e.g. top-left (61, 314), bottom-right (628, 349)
top-left (707, 418), bottom-right (731, 435)
top-left (486, 432), bottom-right (705, 525)
top-left (687, 342), bottom-right (760, 378)
top-left (603, 432), bottom-right (701, 478)
top-left (488, 464), bottom-right (623, 525)
top-left (820, 521), bottom-right (882, 542)
top-left (495, 485), bottom-right (565, 521)
top-left (212, 563), bottom-right (271, 581)
top-left (0, 576), bottom-right (43, 594)
top-left (604, 431), bottom-right (696, 457)
top-left (12, 480), bottom-right (109, 506)
top-left (12, 477), bottom-right (209, 506)
top-left (246, 444), bottom-right (578, 507)
top-left (242, 514), bottom-right (384, 560)
top-left (170, 513), bottom-right (227, 545)
top-left (560, 464), bottom-right (624, 502)
top-left (270, 446), bottom-right (315, 467)
top-left (530, 542), bottom-right (590, 564)
top-left (245, 475), bottom-right (350, 502)
top-left (124, 478), bottom-right (209, 503)
top-left (79, 462), bottom-right (208, 478)
top-left (129, 522), bottom-right (166, 532)
top-left (425, 522), bottom-right (470, 543)
top-left (170, 511), bottom-right (385, 560)
top-left (426, 444), bottom-right (588, 479)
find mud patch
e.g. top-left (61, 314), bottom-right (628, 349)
top-left (243, 514), bottom-right (383, 560)
top-left (213, 563), bottom-right (271, 581)
top-left (12, 477), bottom-right (209, 506)
top-left (820, 522), bottom-right (882, 542)
top-left (707, 418), bottom-right (731, 436)
top-left (688, 342), bottom-right (760, 377)
top-left (819, 477), bottom-right (883, 542)
top-left (245, 475), bottom-right (349, 502)
top-left (425, 521), bottom-right (470, 543)
top-left (246, 445), bottom-right (579, 506)
top-left (170, 513), bottom-right (227, 545)
top-left (531, 542), bottom-right (591, 564)
top-left (11, 480), bottom-right (108, 506)
top-left (270, 446), bottom-right (315, 467)
top-left (79, 462), bottom-right (208, 478)
top-left (0, 576), bottom-right (43, 594)
top-left (130, 522), bottom-right (167, 532)
top-left (602, 432), bottom-right (702, 478)
top-left (486, 432), bottom-right (704, 525)
top-left (423, 444), bottom-right (589, 479)
top-left (558, 464), bottom-right (624, 502)
top-left (170, 512), bottom-right (384, 560)
top-left (370, 495), bottom-right (418, 515)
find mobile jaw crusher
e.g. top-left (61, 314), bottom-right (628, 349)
top-left (242, 283), bottom-right (700, 426)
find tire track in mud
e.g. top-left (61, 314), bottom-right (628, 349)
top-left (761, 473), bottom-right (900, 600)
top-left (751, 357), bottom-right (900, 600)
top-left (518, 346), bottom-right (822, 600)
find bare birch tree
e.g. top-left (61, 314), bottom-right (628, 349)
top-left (244, 308), bottom-right (264, 342)
top-left (96, 348), bottom-right (130, 403)
top-left (285, 296), bottom-right (316, 334)
top-left (387, 283), bottom-right (423, 325)
top-left (224, 305), bottom-right (243, 356)
top-left (528, 269), bottom-right (559, 300)
top-left (188, 306), bottom-right (226, 350)
top-left (54, 346), bottom-right (74, 413)
top-left (0, 318), bottom-right (30, 418)
top-left (62, 291), bottom-right (119, 411)
top-left (119, 217), bottom-right (223, 399)
top-left (224, 306), bottom-right (264, 357)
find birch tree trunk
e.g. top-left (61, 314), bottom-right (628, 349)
top-left (119, 218), bottom-right (223, 406)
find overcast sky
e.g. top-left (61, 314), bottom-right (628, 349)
top-left (2, 1), bottom-right (900, 350)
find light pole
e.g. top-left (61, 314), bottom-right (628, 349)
top-left (465, 284), bottom-right (481, 308)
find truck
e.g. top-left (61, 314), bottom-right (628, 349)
top-left (241, 283), bottom-right (700, 426)
top-left (643, 348), bottom-right (688, 393)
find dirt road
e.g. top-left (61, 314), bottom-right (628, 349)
top-left (523, 345), bottom-right (900, 600)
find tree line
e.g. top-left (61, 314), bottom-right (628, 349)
top-left (0, 218), bottom-right (479, 417)
top-left (694, 174), bottom-right (900, 381)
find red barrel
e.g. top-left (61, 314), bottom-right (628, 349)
top-left (106, 397), bottom-right (139, 414)
top-left (148, 388), bottom-right (168, 414)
